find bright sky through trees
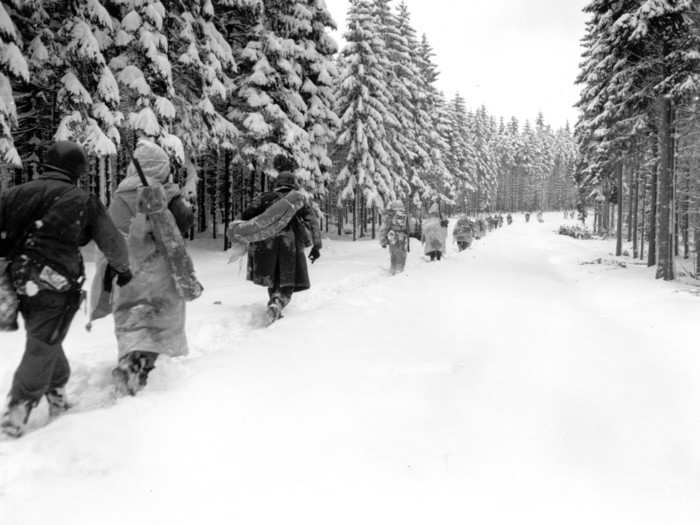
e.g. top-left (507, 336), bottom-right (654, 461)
top-left (324, 0), bottom-right (588, 127)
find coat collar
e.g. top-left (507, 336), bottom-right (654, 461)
top-left (38, 171), bottom-right (75, 184)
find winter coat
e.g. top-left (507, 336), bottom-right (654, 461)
top-left (421, 217), bottom-right (448, 254)
top-left (242, 188), bottom-right (322, 292)
top-left (101, 176), bottom-right (193, 359)
top-left (0, 171), bottom-right (129, 282)
top-left (453, 218), bottom-right (473, 242)
top-left (379, 209), bottom-right (408, 248)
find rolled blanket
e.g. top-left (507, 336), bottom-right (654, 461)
top-left (227, 190), bottom-right (307, 263)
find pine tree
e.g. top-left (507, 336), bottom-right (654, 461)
top-left (111, 0), bottom-right (181, 157)
top-left (0, 1), bottom-right (29, 169)
top-left (334, 0), bottom-right (395, 210)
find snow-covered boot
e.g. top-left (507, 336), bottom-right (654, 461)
top-left (45, 387), bottom-right (70, 418)
top-left (1, 397), bottom-right (35, 438)
top-left (112, 355), bottom-right (143, 396)
top-left (112, 352), bottom-right (157, 396)
top-left (266, 299), bottom-right (283, 324)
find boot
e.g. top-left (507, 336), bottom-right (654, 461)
top-left (112, 352), bottom-right (157, 396)
top-left (45, 387), bottom-right (70, 418)
top-left (1, 397), bottom-right (36, 438)
top-left (266, 298), bottom-right (283, 323)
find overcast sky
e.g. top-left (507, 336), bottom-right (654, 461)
top-left (323, 0), bottom-right (589, 129)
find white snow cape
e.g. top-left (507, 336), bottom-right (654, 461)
top-left (227, 190), bottom-right (306, 263)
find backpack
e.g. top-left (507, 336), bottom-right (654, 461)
top-left (389, 210), bottom-right (407, 232)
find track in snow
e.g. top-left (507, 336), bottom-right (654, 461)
top-left (1, 213), bottom-right (699, 525)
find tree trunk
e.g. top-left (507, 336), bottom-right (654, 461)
top-left (640, 172), bottom-right (647, 261)
top-left (647, 152), bottom-right (658, 267)
top-left (627, 160), bottom-right (634, 242)
top-left (352, 192), bottom-right (357, 242)
top-left (223, 151), bottom-right (232, 251)
top-left (616, 163), bottom-right (623, 256)
top-left (632, 165), bottom-right (639, 259)
top-left (655, 97), bottom-right (674, 280)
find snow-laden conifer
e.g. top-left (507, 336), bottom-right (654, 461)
top-left (0, 1), bottom-right (28, 167)
top-left (333, 0), bottom-right (396, 208)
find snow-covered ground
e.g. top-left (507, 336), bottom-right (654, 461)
top-left (1, 212), bottom-right (699, 525)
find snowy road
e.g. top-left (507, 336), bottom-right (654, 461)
top-left (1, 213), bottom-right (699, 525)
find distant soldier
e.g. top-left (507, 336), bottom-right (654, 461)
top-left (525, 212), bottom-right (531, 223)
top-left (497, 214), bottom-right (504, 228)
top-left (506, 213), bottom-right (513, 225)
top-left (379, 200), bottom-right (409, 275)
top-left (453, 215), bottom-right (474, 251)
top-left (422, 204), bottom-right (448, 261)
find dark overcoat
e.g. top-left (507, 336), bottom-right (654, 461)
top-left (242, 190), bottom-right (321, 292)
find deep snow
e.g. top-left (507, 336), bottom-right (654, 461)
top-left (1, 213), bottom-right (699, 525)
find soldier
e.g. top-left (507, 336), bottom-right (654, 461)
top-left (422, 204), bottom-right (448, 261)
top-left (453, 215), bottom-right (473, 251)
top-left (0, 141), bottom-right (131, 437)
top-left (379, 200), bottom-right (409, 275)
top-left (242, 155), bottom-right (322, 323)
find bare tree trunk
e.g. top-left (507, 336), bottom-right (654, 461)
top-left (656, 97), bottom-right (674, 280)
top-left (627, 160), bottom-right (634, 242)
top-left (640, 171), bottom-right (647, 261)
top-left (648, 154), bottom-right (658, 267)
top-left (632, 164), bottom-right (639, 259)
top-left (683, 167), bottom-right (690, 259)
top-left (616, 163), bottom-right (623, 256)
top-left (352, 192), bottom-right (357, 242)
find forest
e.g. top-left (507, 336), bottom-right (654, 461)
top-left (575, 0), bottom-right (700, 281)
top-left (0, 0), bottom-right (577, 248)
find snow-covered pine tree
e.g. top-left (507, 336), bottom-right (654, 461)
top-left (617, 0), bottom-right (700, 280)
top-left (0, 1), bottom-right (29, 172)
top-left (414, 33), bottom-right (451, 210)
top-left (168, 0), bottom-right (239, 203)
top-left (450, 93), bottom-right (477, 211)
top-left (228, 0), bottom-right (316, 190)
top-left (110, 0), bottom-right (181, 160)
top-left (334, 0), bottom-right (396, 232)
top-left (371, 0), bottom-right (410, 199)
top-left (10, 0), bottom-right (121, 173)
top-left (432, 92), bottom-right (458, 208)
top-left (468, 106), bottom-right (498, 213)
top-left (293, 0), bottom-right (340, 195)
top-left (394, 2), bottom-right (431, 207)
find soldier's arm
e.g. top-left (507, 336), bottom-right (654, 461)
top-left (299, 205), bottom-right (322, 249)
top-left (85, 195), bottom-right (130, 273)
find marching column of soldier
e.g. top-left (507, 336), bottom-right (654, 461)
top-left (0, 138), bottom-right (533, 438)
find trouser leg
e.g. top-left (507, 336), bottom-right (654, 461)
top-left (278, 287), bottom-right (294, 309)
top-left (9, 291), bottom-right (79, 404)
top-left (390, 244), bottom-right (407, 273)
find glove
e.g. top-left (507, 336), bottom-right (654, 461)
top-left (308, 246), bottom-right (321, 264)
top-left (116, 269), bottom-right (133, 287)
